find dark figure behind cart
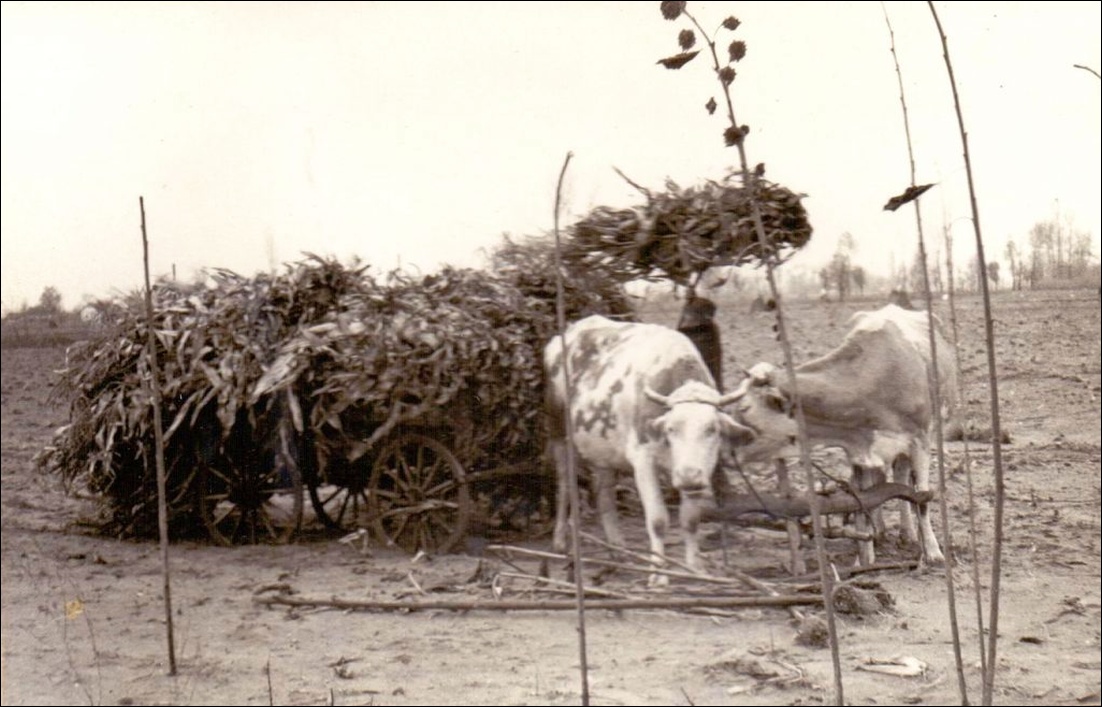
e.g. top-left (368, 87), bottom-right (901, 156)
top-left (677, 294), bottom-right (724, 391)
top-left (676, 294), bottom-right (734, 503)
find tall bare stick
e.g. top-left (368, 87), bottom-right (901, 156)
top-left (671, 7), bottom-right (845, 703)
top-left (943, 221), bottom-right (988, 681)
top-left (926, 5), bottom-right (1007, 704)
top-left (550, 151), bottom-right (589, 706)
top-left (140, 196), bottom-right (176, 675)
top-left (881, 6), bottom-right (968, 703)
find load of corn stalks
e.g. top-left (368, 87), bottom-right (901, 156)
top-left (564, 171), bottom-right (812, 287)
top-left (39, 246), bottom-right (632, 540)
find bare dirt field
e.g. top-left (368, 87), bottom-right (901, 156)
top-left (2, 288), bottom-right (1099, 706)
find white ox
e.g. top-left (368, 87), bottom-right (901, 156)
top-left (544, 315), bottom-right (753, 585)
top-left (728, 304), bottom-right (957, 565)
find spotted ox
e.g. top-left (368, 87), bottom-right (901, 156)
top-left (543, 315), bottom-right (754, 585)
top-left (728, 304), bottom-right (957, 565)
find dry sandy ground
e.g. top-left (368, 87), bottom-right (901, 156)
top-left (2, 289), bottom-right (1099, 706)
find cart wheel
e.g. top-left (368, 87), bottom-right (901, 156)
top-left (196, 454), bottom-right (303, 546)
top-left (368, 432), bottom-right (470, 555)
top-left (308, 461), bottom-right (372, 532)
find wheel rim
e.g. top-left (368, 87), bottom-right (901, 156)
top-left (197, 458), bottom-right (302, 546)
top-left (308, 465), bottom-right (372, 532)
top-left (368, 433), bottom-right (469, 554)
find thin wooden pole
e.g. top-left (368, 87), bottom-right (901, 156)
top-left (140, 196), bottom-right (176, 675)
top-left (680, 8), bottom-right (845, 704)
top-left (550, 151), bottom-right (589, 706)
top-left (927, 6), bottom-right (1007, 703)
top-left (943, 220), bottom-right (989, 681)
top-left (882, 6), bottom-right (968, 702)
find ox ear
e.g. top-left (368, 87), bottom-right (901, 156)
top-left (764, 390), bottom-right (791, 416)
top-left (719, 413), bottom-right (755, 446)
top-left (751, 389), bottom-right (795, 419)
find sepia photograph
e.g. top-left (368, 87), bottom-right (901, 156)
top-left (2, 2), bottom-right (1099, 704)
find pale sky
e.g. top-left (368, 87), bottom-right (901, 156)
top-left (2, 1), bottom-right (1099, 313)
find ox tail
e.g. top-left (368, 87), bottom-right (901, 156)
top-left (936, 336), bottom-right (960, 425)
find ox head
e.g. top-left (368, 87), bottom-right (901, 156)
top-left (723, 363), bottom-right (800, 463)
top-left (643, 381), bottom-right (755, 496)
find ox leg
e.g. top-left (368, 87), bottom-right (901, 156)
top-left (678, 495), bottom-right (707, 577)
top-left (549, 440), bottom-right (586, 583)
top-left (550, 440), bottom-right (571, 555)
top-left (852, 465), bottom-right (877, 566)
top-left (892, 456), bottom-right (920, 547)
top-left (630, 459), bottom-right (671, 587)
top-left (909, 443), bottom-right (945, 565)
top-left (711, 462), bottom-right (734, 570)
top-left (774, 459), bottom-right (806, 576)
top-left (591, 465), bottom-right (626, 555)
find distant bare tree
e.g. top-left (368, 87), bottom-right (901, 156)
top-left (987, 261), bottom-right (1000, 290)
top-left (1069, 230), bottom-right (1096, 278)
top-left (38, 286), bottom-right (62, 314)
top-left (1004, 240), bottom-right (1022, 290)
top-left (1023, 217), bottom-right (1096, 286)
top-left (929, 249), bottom-right (944, 293)
top-left (819, 232), bottom-right (856, 301)
top-left (851, 266), bottom-right (866, 296)
top-left (909, 250), bottom-right (929, 295)
top-left (908, 244), bottom-right (946, 295)
top-left (1031, 222), bottom-right (1048, 280)
top-left (959, 256), bottom-right (982, 293)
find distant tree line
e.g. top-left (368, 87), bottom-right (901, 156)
top-left (1004, 218), bottom-right (1097, 290)
top-left (2, 286), bottom-right (104, 348)
top-left (812, 214), bottom-right (1098, 303)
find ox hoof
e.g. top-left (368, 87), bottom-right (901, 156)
top-left (921, 552), bottom-right (947, 568)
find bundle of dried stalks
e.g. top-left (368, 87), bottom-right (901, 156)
top-left (564, 172), bottom-right (812, 286)
top-left (38, 245), bottom-right (631, 540)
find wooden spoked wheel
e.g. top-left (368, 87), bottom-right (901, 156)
top-left (367, 433), bottom-right (469, 554)
top-left (196, 426), bottom-right (303, 546)
top-left (308, 462), bottom-right (372, 532)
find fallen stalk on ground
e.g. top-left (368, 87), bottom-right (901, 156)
top-left (254, 593), bottom-right (821, 613)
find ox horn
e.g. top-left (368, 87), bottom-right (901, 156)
top-left (643, 386), bottom-right (671, 407)
top-left (718, 385), bottom-right (748, 407)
